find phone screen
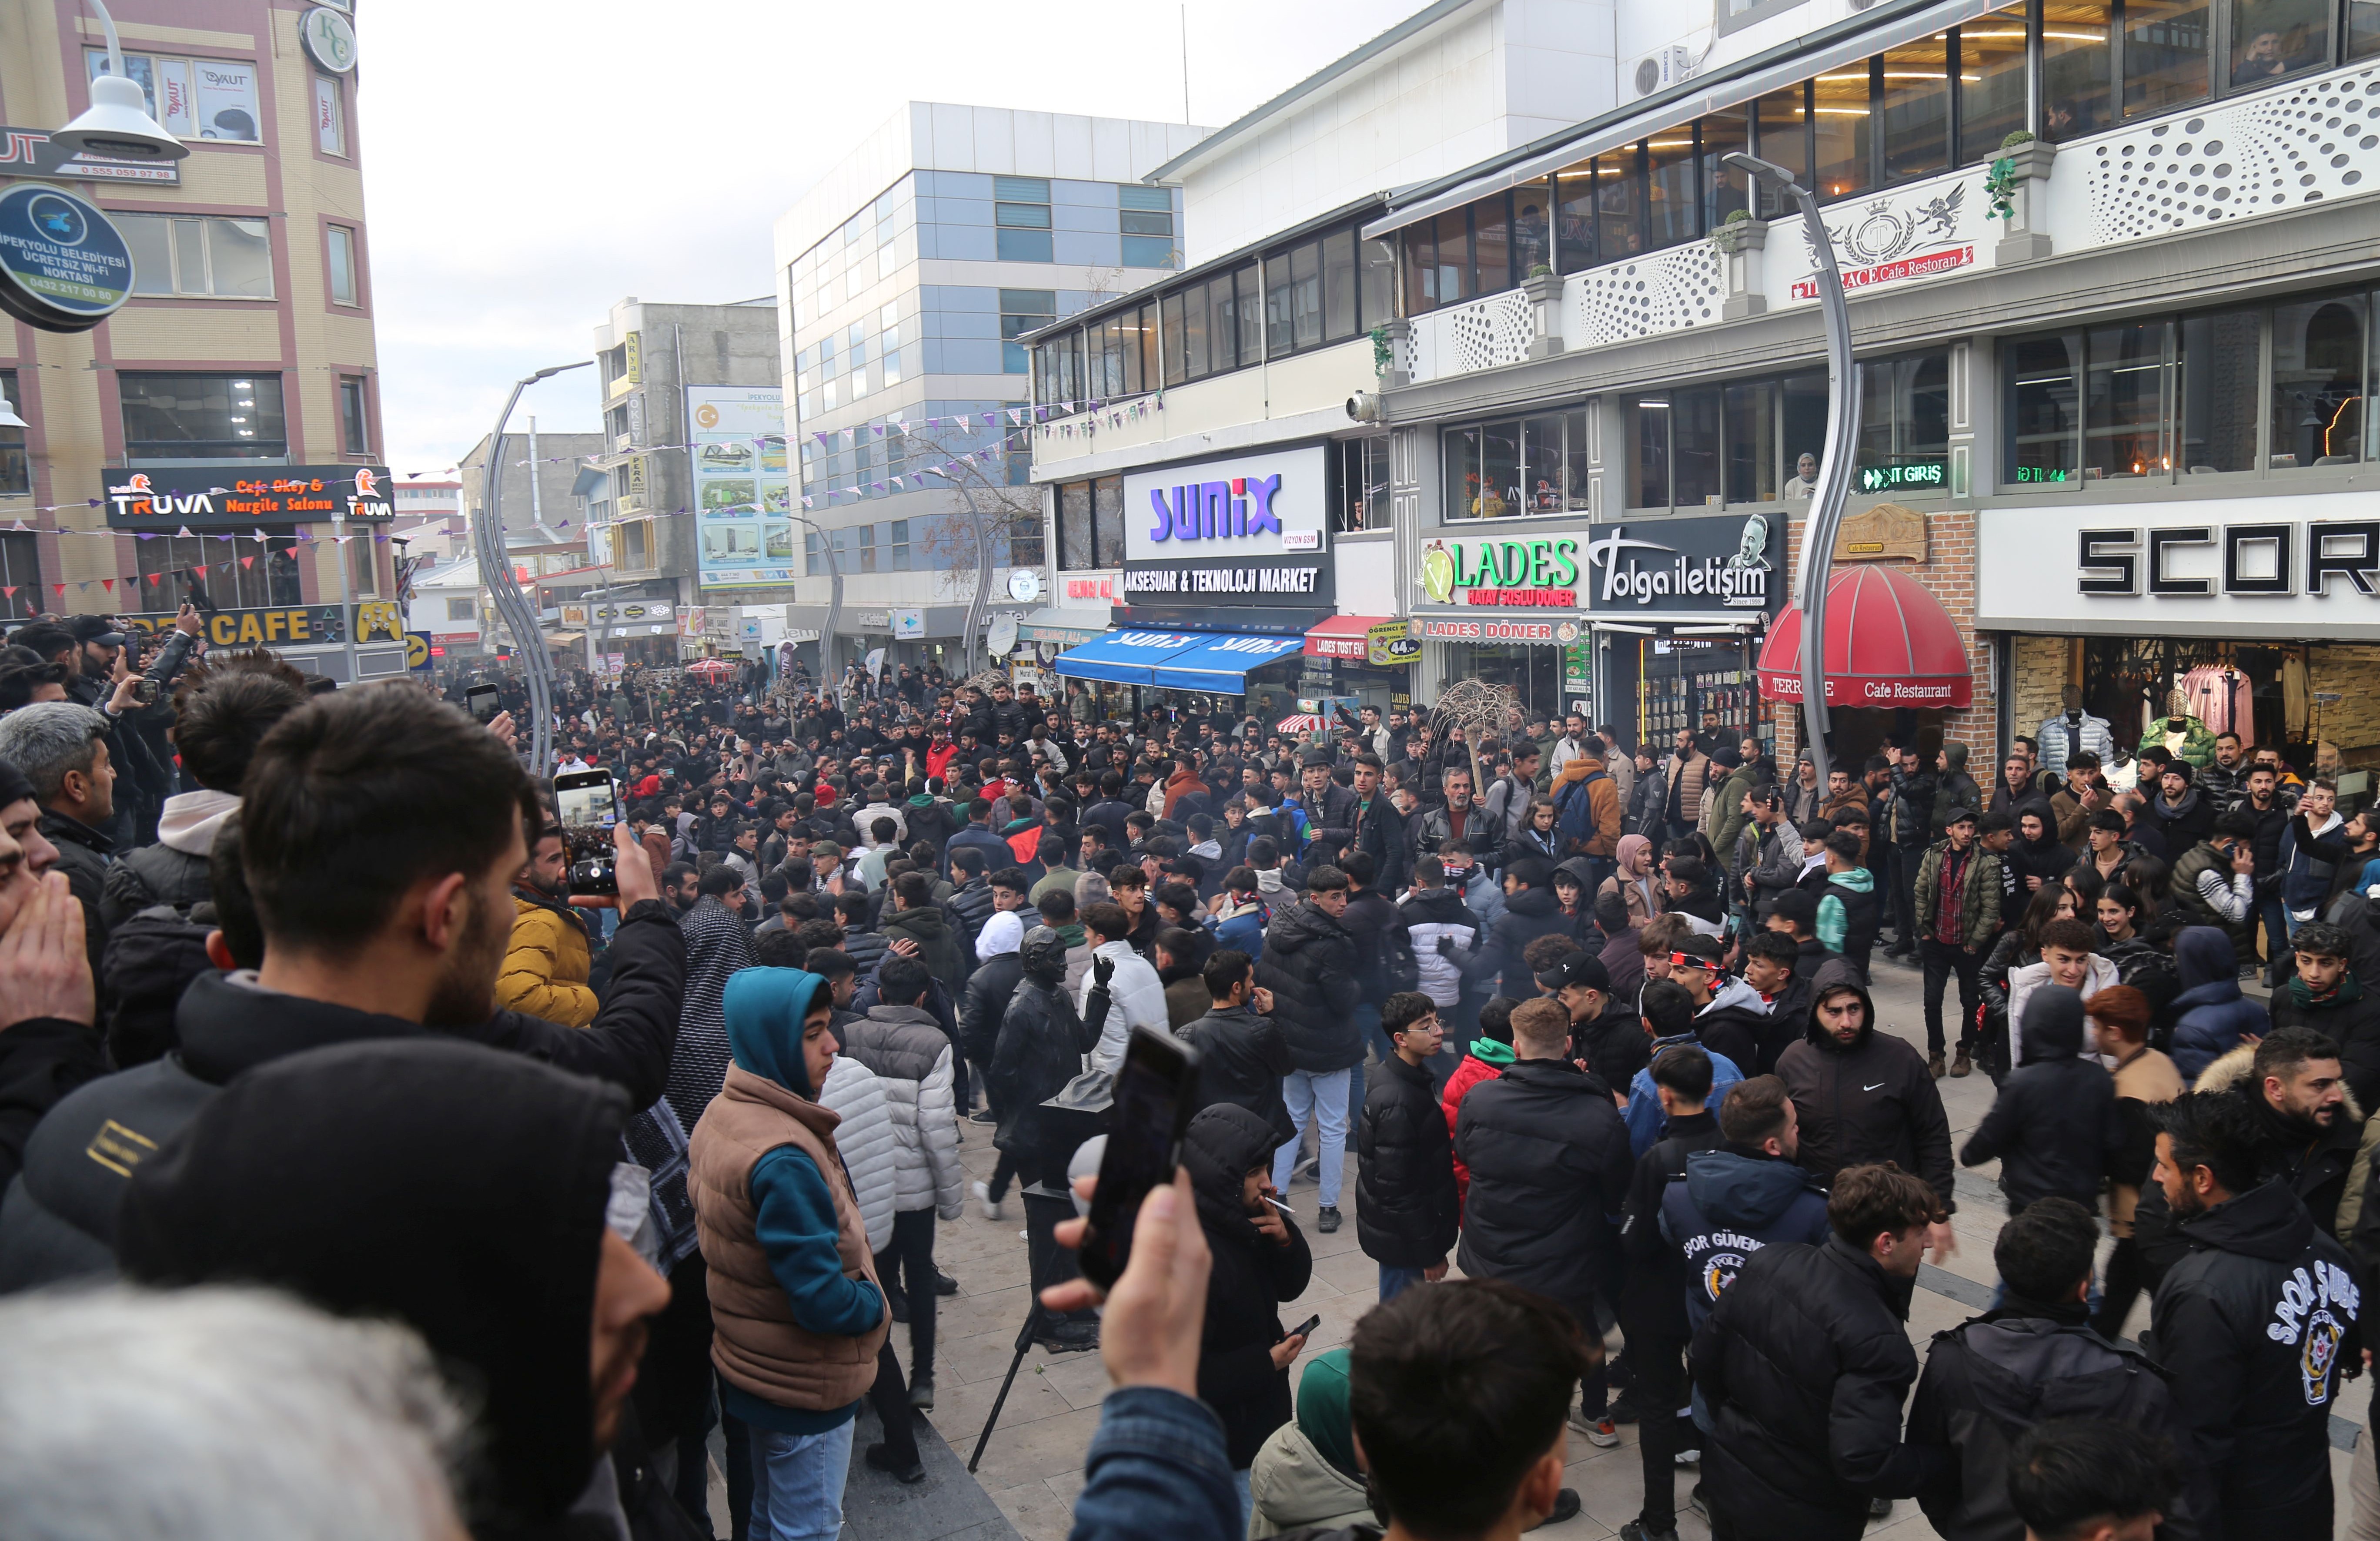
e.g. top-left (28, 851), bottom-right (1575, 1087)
top-left (1077, 1028), bottom-right (1200, 1290)
top-left (466, 685), bottom-right (500, 723)
top-left (555, 774), bottom-right (621, 834)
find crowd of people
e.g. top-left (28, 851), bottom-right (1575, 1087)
top-left (0, 612), bottom-right (2371, 1541)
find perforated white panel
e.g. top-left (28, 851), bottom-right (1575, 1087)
top-left (1571, 245), bottom-right (1724, 347)
top-left (1444, 289), bottom-right (1536, 373)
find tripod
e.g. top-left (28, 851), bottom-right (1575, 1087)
top-left (967, 1181), bottom-right (1095, 1473)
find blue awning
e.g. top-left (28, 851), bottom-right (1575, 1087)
top-left (1053, 628), bottom-right (1307, 691)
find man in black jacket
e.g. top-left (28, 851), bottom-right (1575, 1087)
top-left (1456, 995), bottom-right (1635, 1451)
top-left (1356, 991), bottom-right (1458, 1303)
top-left (2152, 1087), bottom-right (2362, 1538)
top-left (2267, 921), bottom-right (2380, 1108)
top-left (1694, 1163), bottom-right (1951, 1540)
top-left (1177, 948), bottom-right (1294, 1144)
top-left (0, 686), bottom-right (685, 1293)
top-left (1907, 1198), bottom-right (2173, 1541)
top-left (1615, 1042), bottom-right (1723, 1541)
top-left (1882, 744), bottom-right (1937, 960)
top-left (1777, 978), bottom-right (1959, 1254)
top-left (1255, 865), bottom-right (1365, 1233)
top-left (1959, 985), bottom-right (2118, 1214)
top-left (1294, 752), bottom-right (1357, 872)
top-left (1486, 857), bottom-right (1571, 999)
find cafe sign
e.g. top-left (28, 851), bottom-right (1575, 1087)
top-left (103, 465), bottom-right (396, 529)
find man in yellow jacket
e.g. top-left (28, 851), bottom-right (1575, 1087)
top-left (498, 824), bottom-right (599, 1027)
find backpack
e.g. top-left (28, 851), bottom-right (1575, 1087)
top-left (1381, 922), bottom-right (1421, 995)
top-left (1553, 769), bottom-right (1610, 848)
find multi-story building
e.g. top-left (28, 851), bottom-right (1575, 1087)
top-left (585, 295), bottom-right (782, 628)
top-left (770, 104), bottom-right (1209, 677)
top-left (1033, 0), bottom-right (2380, 789)
top-left (0, 0), bottom-right (404, 681)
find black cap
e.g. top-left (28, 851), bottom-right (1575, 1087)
top-left (1534, 952), bottom-right (1610, 994)
top-left (1300, 749), bottom-right (1334, 769)
top-left (64, 613), bottom-right (127, 648)
top-left (1942, 805), bottom-right (1979, 828)
top-left (1765, 890), bottom-right (1819, 931)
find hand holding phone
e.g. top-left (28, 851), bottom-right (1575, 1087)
top-left (1076, 1028), bottom-right (1202, 1291)
top-left (466, 684), bottom-right (501, 723)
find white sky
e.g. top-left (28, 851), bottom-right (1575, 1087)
top-left (358, 0), bottom-right (1426, 479)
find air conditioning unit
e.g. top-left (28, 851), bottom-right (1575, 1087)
top-left (1628, 34), bottom-right (1714, 99)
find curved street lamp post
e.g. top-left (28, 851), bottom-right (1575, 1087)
top-left (474, 360), bottom-right (592, 771)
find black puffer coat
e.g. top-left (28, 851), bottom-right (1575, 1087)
top-left (1355, 1050), bottom-right (1458, 1269)
top-left (1957, 986), bottom-right (2118, 1211)
top-left (1178, 1003), bottom-right (1295, 1145)
top-left (1693, 1235), bottom-right (1949, 1541)
top-left (1776, 981), bottom-right (1956, 1217)
top-left (1183, 1104), bottom-right (1314, 1469)
top-left (1453, 1057), bottom-right (1633, 1315)
top-left (1253, 898), bottom-right (1364, 1074)
top-left (1485, 884), bottom-right (1572, 999)
top-left (958, 949), bottom-right (1025, 1071)
top-left (986, 960), bottom-right (1097, 1157)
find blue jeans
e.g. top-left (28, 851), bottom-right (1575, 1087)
top-left (1273, 1068), bottom-right (1350, 1208)
top-left (747, 1418), bottom-right (856, 1541)
top-left (1379, 1264), bottom-right (1427, 1301)
top-left (2259, 896), bottom-right (2292, 972)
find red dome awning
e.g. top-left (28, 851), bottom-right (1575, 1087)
top-left (1757, 564), bottom-right (1972, 710)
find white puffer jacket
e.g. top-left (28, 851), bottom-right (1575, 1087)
top-left (1080, 940), bottom-right (1170, 1073)
top-left (817, 1052), bottom-right (897, 1252)
top-left (838, 1005), bottom-right (966, 1220)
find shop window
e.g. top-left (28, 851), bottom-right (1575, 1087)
top-left (1672, 386), bottom-right (1724, 506)
top-left (1290, 241), bottom-right (1324, 351)
top-left (2270, 295), bottom-right (2366, 468)
top-left (1645, 136), bottom-right (1699, 248)
top-left (1359, 236), bottom-right (1397, 328)
top-left (2084, 321), bottom-right (2172, 476)
top-left (1092, 475), bottom-right (1125, 564)
top-left (1481, 422), bottom-right (1522, 520)
top-left (1208, 268), bottom-right (1243, 373)
top-left (1594, 156), bottom-right (1644, 260)
top-left (120, 372), bottom-right (287, 461)
top-left (120, 214), bottom-right (274, 299)
top-left (2005, 334), bottom-right (2084, 482)
top-left (2353, 0), bottom-right (2380, 57)
top-left (1160, 291), bottom-right (1187, 387)
top-left (1430, 208), bottom-right (1471, 308)
top-left (1125, 302), bottom-right (1154, 393)
top-left (2231, 0), bottom-right (2328, 83)
top-left (1812, 61), bottom-right (1873, 200)
top-left (1563, 409), bottom-right (1594, 511)
top-left (1698, 111), bottom-right (1751, 231)
top-left (1511, 181), bottom-right (1553, 277)
top-left (1336, 438), bottom-right (1390, 532)
top-left (1180, 283), bottom-right (1211, 381)
top-left (1857, 350), bottom-right (1951, 474)
top-left (1474, 194), bottom-right (1512, 295)
top-left (1879, 42), bottom-right (1950, 183)
top-left (1521, 416), bottom-right (1567, 512)
top-left (138, 529), bottom-right (301, 609)
top-left (1752, 88), bottom-right (1811, 218)
top-left (2177, 308), bottom-right (2263, 472)
top-left (2124, 0), bottom-right (2212, 116)
top-left (0, 369), bottom-right (25, 498)
top-left (1960, 8), bottom-right (2033, 160)
top-left (1629, 397), bottom-right (1671, 511)
top-left (1445, 425), bottom-right (1484, 520)
top-left (1554, 171), bottom-right (1597, 273)
top-left (1322, 228), bottom-right (1359, 340)
top-left (1058, 481), bottom-right (1093, 570)
top-left (1403, 221), bottom-right (1437, 318)
top-left (1724, 381), bottom-right (1777, 503)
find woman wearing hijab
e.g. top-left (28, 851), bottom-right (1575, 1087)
top-left (1598, 833), bottom-right (1660, 927)
top-left (1182, 1102), bottom-right (1316, 1532)
top-left (1247, 1345), bottom-right (1374, 1538)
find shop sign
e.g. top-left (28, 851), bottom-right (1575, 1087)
top-left (1419, 535), bottom-right (1583, 606)
top-left (1561, 640), bottom-right (1592, 702)
top-left (890, 607), bottom-right (926, 640)
top-left (590, 602), bottom-right (671, 622)
top-left (1833, 503), bottom-right (1928, 563)
top-left (1122, 560), bottom-right (1327, 601)
top-left (1584, 513), bottom-right (1780, 616)
top-left (124, 605), bottom-right (347, 647)
top-left (1791, 245), bottom-right (1974, 300)
top-left (299, 7), bottom-right (359, 73)
top-left (0, 184), bottom-right (136, 333)
top-left (1123, 446), bottom-right (1327, 563)
top-left (561, 604), bottom-right (588, 626)
top-left (1416, 616), bottom-right (1572, 643)
top-left (1856, 461), bottom-right (1946, 496)
top-left (0, 123), bottom-right (179, 184)
top-left (403, 632), bottom-right (431, 670)
top-left (1063, 574), bottom-right (1119, 602)
top-left (1759, 670), bottom-right (1969, 707)
top-left (102, 465), bottom-right (395, 529)
top-left (1367, 620), bottom-right (1417, 667)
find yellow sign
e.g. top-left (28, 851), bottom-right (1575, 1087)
top-left (624, 332), bottom-right (641, 384)
top-left (1364, 619), bottom-right (1414, 667)
top-left (403, 632), bottom-right (431, 668)
top-left (354, 600), bottom-right (404, 642)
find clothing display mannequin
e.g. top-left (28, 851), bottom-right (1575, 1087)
top-left (2036, 692), bottom-right (2116, 782)
top-left (2138, 690), bottom-right (2216, 768)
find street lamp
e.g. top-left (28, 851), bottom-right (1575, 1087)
top-left (1721, 151), bottom-right (1862, 787)
top-left (916, 464), bottom-right (993, 677)
top-left (52, 0), bottom-right (187, 162)
top-left (787, 513), bottom-right (843, 711)
top-left (476, 360), bottom-right (592, 771)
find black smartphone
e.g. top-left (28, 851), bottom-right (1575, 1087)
top-left (1287, 1313), bottom-right (1321, 1342)
top-left (1077, 1027), bottom-right (1202, 1291)
top-left (553, 769), bottom-right (622, 896)
top-left (466, 683), bottom-right (501, 723)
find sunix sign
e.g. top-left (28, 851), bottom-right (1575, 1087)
top-left (1148, 474), bottom-right (1283, 543)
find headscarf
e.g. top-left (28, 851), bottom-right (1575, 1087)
top-left (1615, 832), bottom-right (1658, 916)
top-left (1295, 1346), bottom-right (1360, 1478)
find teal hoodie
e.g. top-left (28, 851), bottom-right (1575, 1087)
top-left (719, 966), bottom-right (883, 1432)
top-left (1815, 867), bottom-right (1874, 954)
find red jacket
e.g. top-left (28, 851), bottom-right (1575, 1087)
top-left (926, 741), bottom-right (958, 781)
top-left (1440, 1044), bottom-right (1515, 1212)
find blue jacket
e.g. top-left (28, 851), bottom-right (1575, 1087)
top-left (1068, 1387), bottom-right (1240, 1541)
top-left (2169, 927), bottom-right (2267, 1082)
top-left (943, 821), bottom-right (1016, 879)
top-left (1658, 1147), bottom-right (1832, 1333)
top-left (720, 967), bottom-right (886, 1434)
top-left (1626, 1035), bottom-right (1745, 1158)
top-left (1212, 896), bottom-right (1269, 962)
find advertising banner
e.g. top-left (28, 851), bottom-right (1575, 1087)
top-left (102, 465), bottom-right (394, 529)
top-left (688, 386), bottom-right (793, 591)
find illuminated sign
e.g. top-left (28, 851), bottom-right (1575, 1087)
top-left (1857, 460), bottom-right (1947, 494)
top-left (102, 465), bottom-right (395, 529)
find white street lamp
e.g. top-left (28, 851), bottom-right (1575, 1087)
top-left (51, 0), bottom-right (187, 163)
top-left (0, 389), bottom-right (24, 431)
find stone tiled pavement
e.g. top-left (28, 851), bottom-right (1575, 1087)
top-left (822, 959), bottom-right (2373, 1541)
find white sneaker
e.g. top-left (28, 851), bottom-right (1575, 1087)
top-left (1674, 1448), bottom-right (1700, 1467)
top-left (973, 1180), bottom-right (1004, 1221)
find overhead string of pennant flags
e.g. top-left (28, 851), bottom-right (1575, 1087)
top-left (0, 512), bottom-right (392, 603)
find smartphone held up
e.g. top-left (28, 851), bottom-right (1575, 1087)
top-left (552, 770), bottom-right (623, 896)
top-left (1076, 1027), bottom-right (1202, 1292)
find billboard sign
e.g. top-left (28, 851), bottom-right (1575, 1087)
top-left (688, 386), bottom-right (793, 591)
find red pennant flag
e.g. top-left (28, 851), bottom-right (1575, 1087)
top-left (193, 565), bottom-right (207, 578)
top-left (50, 584), bottom-right (65, 596)
top-left (1, 587), bottom-right (15, 599)
top-left (240, 556), bottom-right (254, 569)
top-left (100, 579), bottom-right (114, 593)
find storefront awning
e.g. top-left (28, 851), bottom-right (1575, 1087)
top-left (1304, 615), bottom-right (1387, 658)
top-left (1053, 628), bottom-right (1307, 691)
top-left (1018, 606), bottom-right (1111, 646)
top-left (1756, 565), bottom-right (1972, 710)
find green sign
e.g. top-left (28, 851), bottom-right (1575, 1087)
top-left (1418, 536), bottom-right (1583, 605)
top-left (1856, 459), bottom-right (1947, 494)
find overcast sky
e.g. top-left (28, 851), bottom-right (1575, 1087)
top-left (357, 0), bottom-right (1424, 479)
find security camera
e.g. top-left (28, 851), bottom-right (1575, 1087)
top-left (1346, 391), bottom-right (1380, 423)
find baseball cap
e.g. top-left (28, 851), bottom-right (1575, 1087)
top-left (1534, 952), bottom-right (1611, 994)
top-left (64, 614), bottom-right (127, 648)
top-left (1942, 805), bottom-right (1979, 828)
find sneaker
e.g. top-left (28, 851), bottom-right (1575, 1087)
top-left (1033, 1318), bottom-right (1100, 1354)
top-left (1673, 1447), bottom-right (1700, 1467)
top-left (1578, 1416), bottom-right (1621, 1448)
top-left (1525, 1490), bottom-right (1582, 1531)
top-left (864, 1442), bottom-right (926, 1484)
top-left (968, 1107), bottom-right (998, 1126)
top-left (1927, 1051), bottom-right (1946, 1079)
top-left (1618, 1523), bottom-right (1679, 1541)
top-left (1950, 1047), bottom-right (1972, 1078)
top-left (934, 1268), bottom-right (959, 1296)
top-left (1317, 1206), bottom-right (1342, 1234)
top-left (908, 1369), bottom-right (936, 1410)
top-left (1292, 1154), bottom-right (1320, 1184)
top-left (973, 1180), bottom-right (1004, 1222)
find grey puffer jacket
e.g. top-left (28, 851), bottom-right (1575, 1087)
top-left (837, 1004), bottom-right (964, 1219)
top-left (818, 1052), bottom-right (899, 1251)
